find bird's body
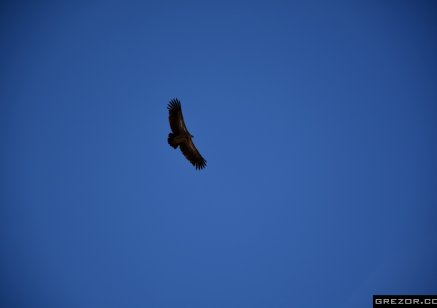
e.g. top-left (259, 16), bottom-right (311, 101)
top-left (167, 98), bottom-right (207, 170)
top-left (169, 134), bottom-right (189, 146)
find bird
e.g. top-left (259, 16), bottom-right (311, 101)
top-left (167, 98), bottom-right (207, 170)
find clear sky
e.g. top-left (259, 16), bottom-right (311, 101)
top-left (1, 1), bottom-right (436, 307)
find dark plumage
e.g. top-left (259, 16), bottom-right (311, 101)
top-left (167, 98), bottom-right (207, 170)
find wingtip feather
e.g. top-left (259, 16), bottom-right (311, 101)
top-left (167, 98), bottom-right (181, 111)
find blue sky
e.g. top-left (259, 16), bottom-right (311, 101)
top-left (1, 1), bottom-right (436, 307)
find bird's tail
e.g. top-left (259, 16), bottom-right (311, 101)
top-left (168, 133), bottom-right (178, 149)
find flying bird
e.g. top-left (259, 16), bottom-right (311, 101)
top-left (167, 98), bottom-right (207, 170)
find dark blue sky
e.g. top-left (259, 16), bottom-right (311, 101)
top-left (1, 1), bottom-right (436, 307)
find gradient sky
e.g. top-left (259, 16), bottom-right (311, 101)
top-left (1, 1), bottom-right (437, 307)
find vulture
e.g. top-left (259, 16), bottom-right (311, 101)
top-left (167, 98), bottom-right (207, 170)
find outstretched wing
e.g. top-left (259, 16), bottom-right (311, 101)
top-left (167, 98), bottom-right (187, 134)
top-left (180, 138), bottom-right (207, 170)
